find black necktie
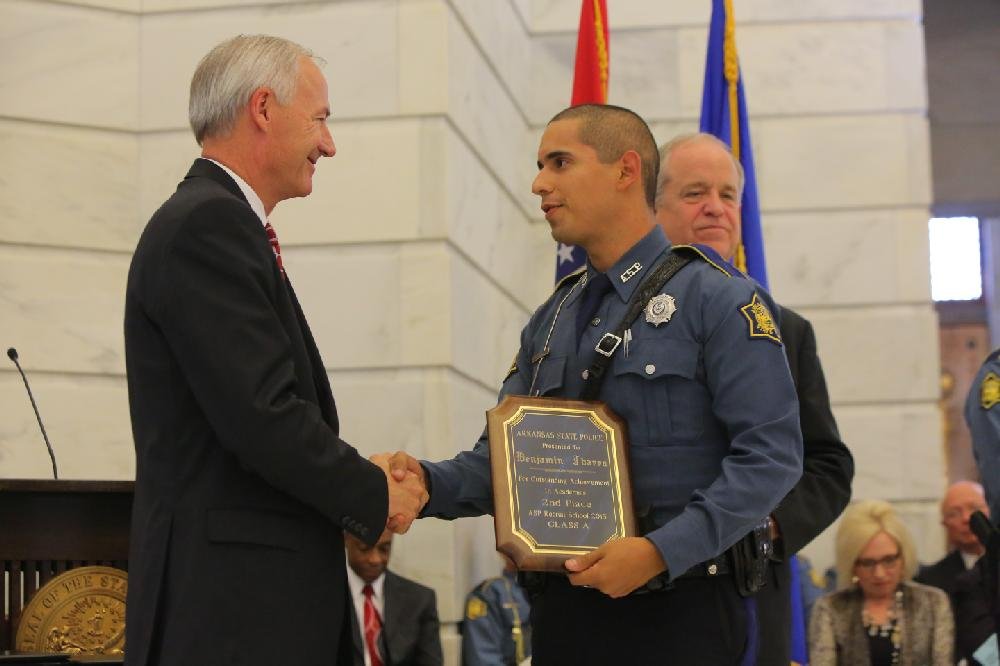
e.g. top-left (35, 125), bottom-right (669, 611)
top-left (575, 272), bottom-right (613, 345)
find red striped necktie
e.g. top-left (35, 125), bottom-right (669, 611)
top-left (362, 584), bottom-right (384, 666)
top-left (263, 221), bottom-right (285, 275)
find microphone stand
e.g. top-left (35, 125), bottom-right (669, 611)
top-left (6, 347), bottom-right (58, 479)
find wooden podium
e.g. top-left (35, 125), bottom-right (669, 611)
top-left (0, 480), bottom-right (133, 654)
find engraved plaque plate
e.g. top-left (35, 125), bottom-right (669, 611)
top-left (487, 395), bottom-right (636, 572)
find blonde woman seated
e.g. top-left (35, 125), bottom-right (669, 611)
top-left (808, 500), bottom-right (954, 665)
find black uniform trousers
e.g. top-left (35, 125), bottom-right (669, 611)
top-left (530, 574), bottom-right (748, 665)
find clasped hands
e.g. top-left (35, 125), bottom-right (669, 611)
top-left (370, 451), bottom-right (428, 534)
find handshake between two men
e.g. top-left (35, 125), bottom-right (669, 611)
top-left (371, 451), bottom-right (428, 535)
top-left (367, 450), bottom-right (668, 599)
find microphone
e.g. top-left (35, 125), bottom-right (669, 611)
top-left (971, 510), bottom-right (996, 549)
top-left (6, 347), bottom-right (58, 479)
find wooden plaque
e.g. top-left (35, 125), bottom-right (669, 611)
top-left (487, 395), bottom-right (636, 572)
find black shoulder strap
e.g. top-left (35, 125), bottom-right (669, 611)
top-left (580, 250), bottom-right (694, 400)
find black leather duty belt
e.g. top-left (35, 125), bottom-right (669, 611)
top-left (519, 552), bottom-right (733, 599)
top-left (632, 553), bottom-right (732, 595)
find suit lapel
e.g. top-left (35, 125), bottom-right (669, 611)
top-left (348, 597), bottom-right (364, 664)
top-left (382, 572), bottom-right (403, 666)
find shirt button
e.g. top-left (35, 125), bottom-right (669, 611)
top-left (645, 364), bottom-right (656, 375)
top-left (708, 564), bottom-right (718, 575)
top-left (581, 370), bottom-right (590, 379)
top-left (591, 317), bottom-right (601, 326)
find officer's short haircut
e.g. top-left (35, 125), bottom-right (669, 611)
top-left (656, 133), bottom-right (745, 209)
top-left (548, 104), bottom-right (659, 209)
top-left (833, 499), bottom-right (918, 590)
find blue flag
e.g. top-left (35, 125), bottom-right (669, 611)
top-left (699, 0), bottom-right (768, 289)
top-left (788, 554), bottom-right (809, 665)
top-left (555, 243), bottom-right (587, 282)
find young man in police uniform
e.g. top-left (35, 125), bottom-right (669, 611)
top-left (654, 132), bottom-right (854, 664)
top-left (381, 104), bottom-right (803, 664)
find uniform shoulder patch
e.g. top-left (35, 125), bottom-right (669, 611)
top-left (465, 596), bottom-right (488, 620)
top-left (982, 371), bottom-right (1000, 410)
top-left (739, 293), bottom-right (782, 345)
top-left (504, 351), bottom-right (519, 382)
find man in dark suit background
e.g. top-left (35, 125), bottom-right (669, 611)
top-left (916, 481), bottom-right (989, 599)
top-left (917, 481), bottom-right (991, 663)
top-left (124, 35), bottom-right (427, 666)
top-left (654, 132), bottom-right (855, 664)
top-left (345, 530), bottom-right (443, 666)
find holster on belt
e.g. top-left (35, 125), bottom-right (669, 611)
top-left (730, 517), bottom-right (773, 597)
top-left (517, 571), bottom-right (550, 601)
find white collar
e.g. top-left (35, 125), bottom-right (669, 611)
top-left (203, 158), bottom-right (268, 228)
top-left (346, 563), bottom-right (386, 600)
top-left (961, 549), bottom-right (981, 570)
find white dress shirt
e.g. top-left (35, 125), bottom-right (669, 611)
top-left (346, 563), bottom-right (386, 666)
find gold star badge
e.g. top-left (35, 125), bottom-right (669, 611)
top-left (739, 293), bottom-right (782, 345)
top-left (982, 372), bottom-right (1000, 410)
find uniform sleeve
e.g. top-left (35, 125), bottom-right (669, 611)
top-left (461, 584), bottom-right (509, 666)
top-left (967, 359), bottom-right (1000, 519)
top-left (645, 282), bottom-right (804, 578)
top-left (421, 299), bottom-right (550, 519)
top-left (772, 311), bottom-right (854, 556)
top-left (157, 199), bottom-right (387, 541)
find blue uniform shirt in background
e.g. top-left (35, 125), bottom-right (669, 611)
top-left (967, 348), bottom-right (1000, 519)
top-left (462, 571), bottom-right (531, 666)
top-left (422, 225), bottom-right (803, 579)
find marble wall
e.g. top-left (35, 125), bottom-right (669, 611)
top-left (1, 0), bottom-right (941, 656)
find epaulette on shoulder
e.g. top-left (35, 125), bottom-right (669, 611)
top-left (671, 244), bottom-right (737, 278)
top-left (553, 266), bottom-right (586, 293)
top-left (476, 576), bottom-right (505, 595)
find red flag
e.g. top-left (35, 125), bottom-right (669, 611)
top-left (571, 0), bottom-right (609, 105)
top-left (556, 0), bottom-right (610, 282)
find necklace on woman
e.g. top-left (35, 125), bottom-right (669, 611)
top-left (862, 588), bottom-right (903, 665)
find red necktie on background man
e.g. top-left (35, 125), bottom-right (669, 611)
top-left (362, 584), bottom-right (384, 666)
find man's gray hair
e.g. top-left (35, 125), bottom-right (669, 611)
top-left (189, 35), bottom-right (322, 145)
top-left (655, 133), bottom-right (745, 208)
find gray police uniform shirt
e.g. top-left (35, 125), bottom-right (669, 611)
top-left (967, 348), bottom-right (1000, 518)
top-left (462, 572), bottom-right (530, 666)
top-left (421, 225), bottom-right (803, 579)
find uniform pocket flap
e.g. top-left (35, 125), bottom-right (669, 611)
top-left (206, 508), bottom-right (302, 551)
top-left (613, 339), bottom-right (699, 380)
top-left (532, 354), bottom-right (567, 395)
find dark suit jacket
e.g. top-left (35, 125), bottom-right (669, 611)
top-left (952, 558), bottom-right (996, 665)
top-left (349, 570), bottom-right (443, 666)
top-left (124, 159), bottom-right (388, 666)
top-left (918, 550), bottom-right (990, 664)
top-left (756, 306), bottom-right (855, 664)
top-left (916, 549), bottom-right (968, 600)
